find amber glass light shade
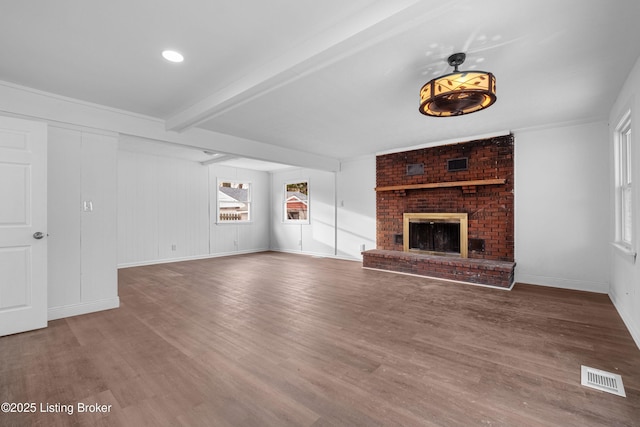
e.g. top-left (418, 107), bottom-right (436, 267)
top-left (419, 70), bottom-right (496, 117)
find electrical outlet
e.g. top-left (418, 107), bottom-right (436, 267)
top-left (171, 244), bottom-right (177, 251)
top-left (360, 244), bottom-right (366, 252)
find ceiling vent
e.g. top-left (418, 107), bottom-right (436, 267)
top-left (581, 365), bottom-right (626, 397)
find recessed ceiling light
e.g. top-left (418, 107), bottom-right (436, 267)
top-left (162, 50), bottom-right (184, 63)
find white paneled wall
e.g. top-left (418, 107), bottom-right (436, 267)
top-left (609, 56), bottom-right (640, 348)
top-left (81, 132), bottom-right (119, 303)
top-left (117, 150), bottom-right (271, 267)
top-left (336, 156), bottom-right (376, 259)
top-left (514, 122), bottom-right (610, 293)
top-left (270, 168), bottom-right (337, 256)
top-left (268, 162), bottom-right (376, 259)
top-left (117, 150), bottom-right (209, 266)
top-left (48, 126), bottom-right (119, 320)
top-left (118, 148), bottom-right (373, 264)
top-left (157, 158), bottom-right (210, 260)
top-left (209, 164), bottom-right (270, 255)
top-left (48, 127), bottom-right (82, 308)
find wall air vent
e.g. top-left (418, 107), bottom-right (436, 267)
top-left (406, 163), bottom-right (424, 176)
top-left (447, 157), bottom-right (468, 172)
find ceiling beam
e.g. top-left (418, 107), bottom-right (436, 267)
top-left (165, 0), bottom-right (432, 133)
top-left (200, 154), bottom-right (235, 166)
top-left (0, 80), bottom-right (341, 171)
top-left (178, 127), bottom-right (341, 171)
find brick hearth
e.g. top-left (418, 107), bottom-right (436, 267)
top-left (363, 249), bottom-right (515, 289)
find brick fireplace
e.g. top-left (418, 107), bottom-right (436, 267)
top-left (362, 134), bottom-right (516, 288)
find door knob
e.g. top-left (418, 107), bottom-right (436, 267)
top-left (33, 232), bottom-right (45, 240)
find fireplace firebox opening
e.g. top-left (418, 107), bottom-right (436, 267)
top-left (403, 213), bottom-right (468, 258)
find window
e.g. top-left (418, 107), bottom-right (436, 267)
top-left (615, 112), bottom-right (632, 248)
top-left (284, 181), bottom-right (309, 223)
top-left (217, 180), bottom-right (251, 223)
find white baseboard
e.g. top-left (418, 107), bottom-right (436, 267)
top-left (117, 248), bottom-right (269, 269)
top-left (609, 288), bottom-right (640, 351)
top-left (119, 249), bottom-right (362, 269)
top-left (515, 273), bottom-right (608, 294)
top-left (269, 248), bottom-right (363, 262)
top-left (48, 297), bottom-right (120, 321)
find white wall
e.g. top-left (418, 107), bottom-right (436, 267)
top-left (48, 125), bottom-right (119, 319)
top-left (117, 148), bottom-right (271, 267)
top-left (268, 159), bottom-right (376, 260)
top-left (270, 168), bottom-right (337, 257)
top-left (118, 147), bottom-right (370, 265)
top-left (336, 156), bottom-right (376, 259)
top-left (514, 121), bottom-right (610, 293)
top-left (117, 149), bottom-right (210, 266)
top-left (209, 164), bottom-right (270, 255)
top-left (609, 56), bottom-right (640, 348)
top-left (48, 126), bottom-right (81, 309)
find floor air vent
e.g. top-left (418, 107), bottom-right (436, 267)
top-left (581, 365), bottom-right (626, 397)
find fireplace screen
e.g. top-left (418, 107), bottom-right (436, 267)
top-left (403, 213), bottom-right (468, 257)
top-left (409, 221), bottom-right (460, 254)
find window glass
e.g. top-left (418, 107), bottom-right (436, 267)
top-left (218, 181), bottom-right (251, 222)
top-left (284, 181), bottom-right (309, 223)
top-left (615, 113), bottom-right (632, 247)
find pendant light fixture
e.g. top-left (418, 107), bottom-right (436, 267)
top-left (419, 52), bottom-right (496, 117)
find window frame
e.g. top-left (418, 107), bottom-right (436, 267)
top-left (614, 110), bottom-right (633, 250)
top-left (283, 180), bottom-right (310, 224)
top-left (216, 179), bottom-right (252, 224)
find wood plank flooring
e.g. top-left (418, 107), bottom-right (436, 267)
top-left (1, 251), bottom-right (639, 426)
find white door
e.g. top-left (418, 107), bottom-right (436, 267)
top-left (0, 116), bottom-right (47, 336)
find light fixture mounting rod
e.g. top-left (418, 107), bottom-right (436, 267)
top-left (447, 52), bottom-right (466, 72)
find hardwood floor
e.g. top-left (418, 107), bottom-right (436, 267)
top-left (1, 251), bottom-right (639, 426)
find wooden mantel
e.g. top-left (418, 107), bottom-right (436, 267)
top-left (375, 178), bottom-right (506, 192)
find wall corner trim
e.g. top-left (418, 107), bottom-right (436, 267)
top-left (609, 289), bottom-right (640, 351)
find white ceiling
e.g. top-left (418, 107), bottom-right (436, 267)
top-left (2, 0), bottom-right (639, 167)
